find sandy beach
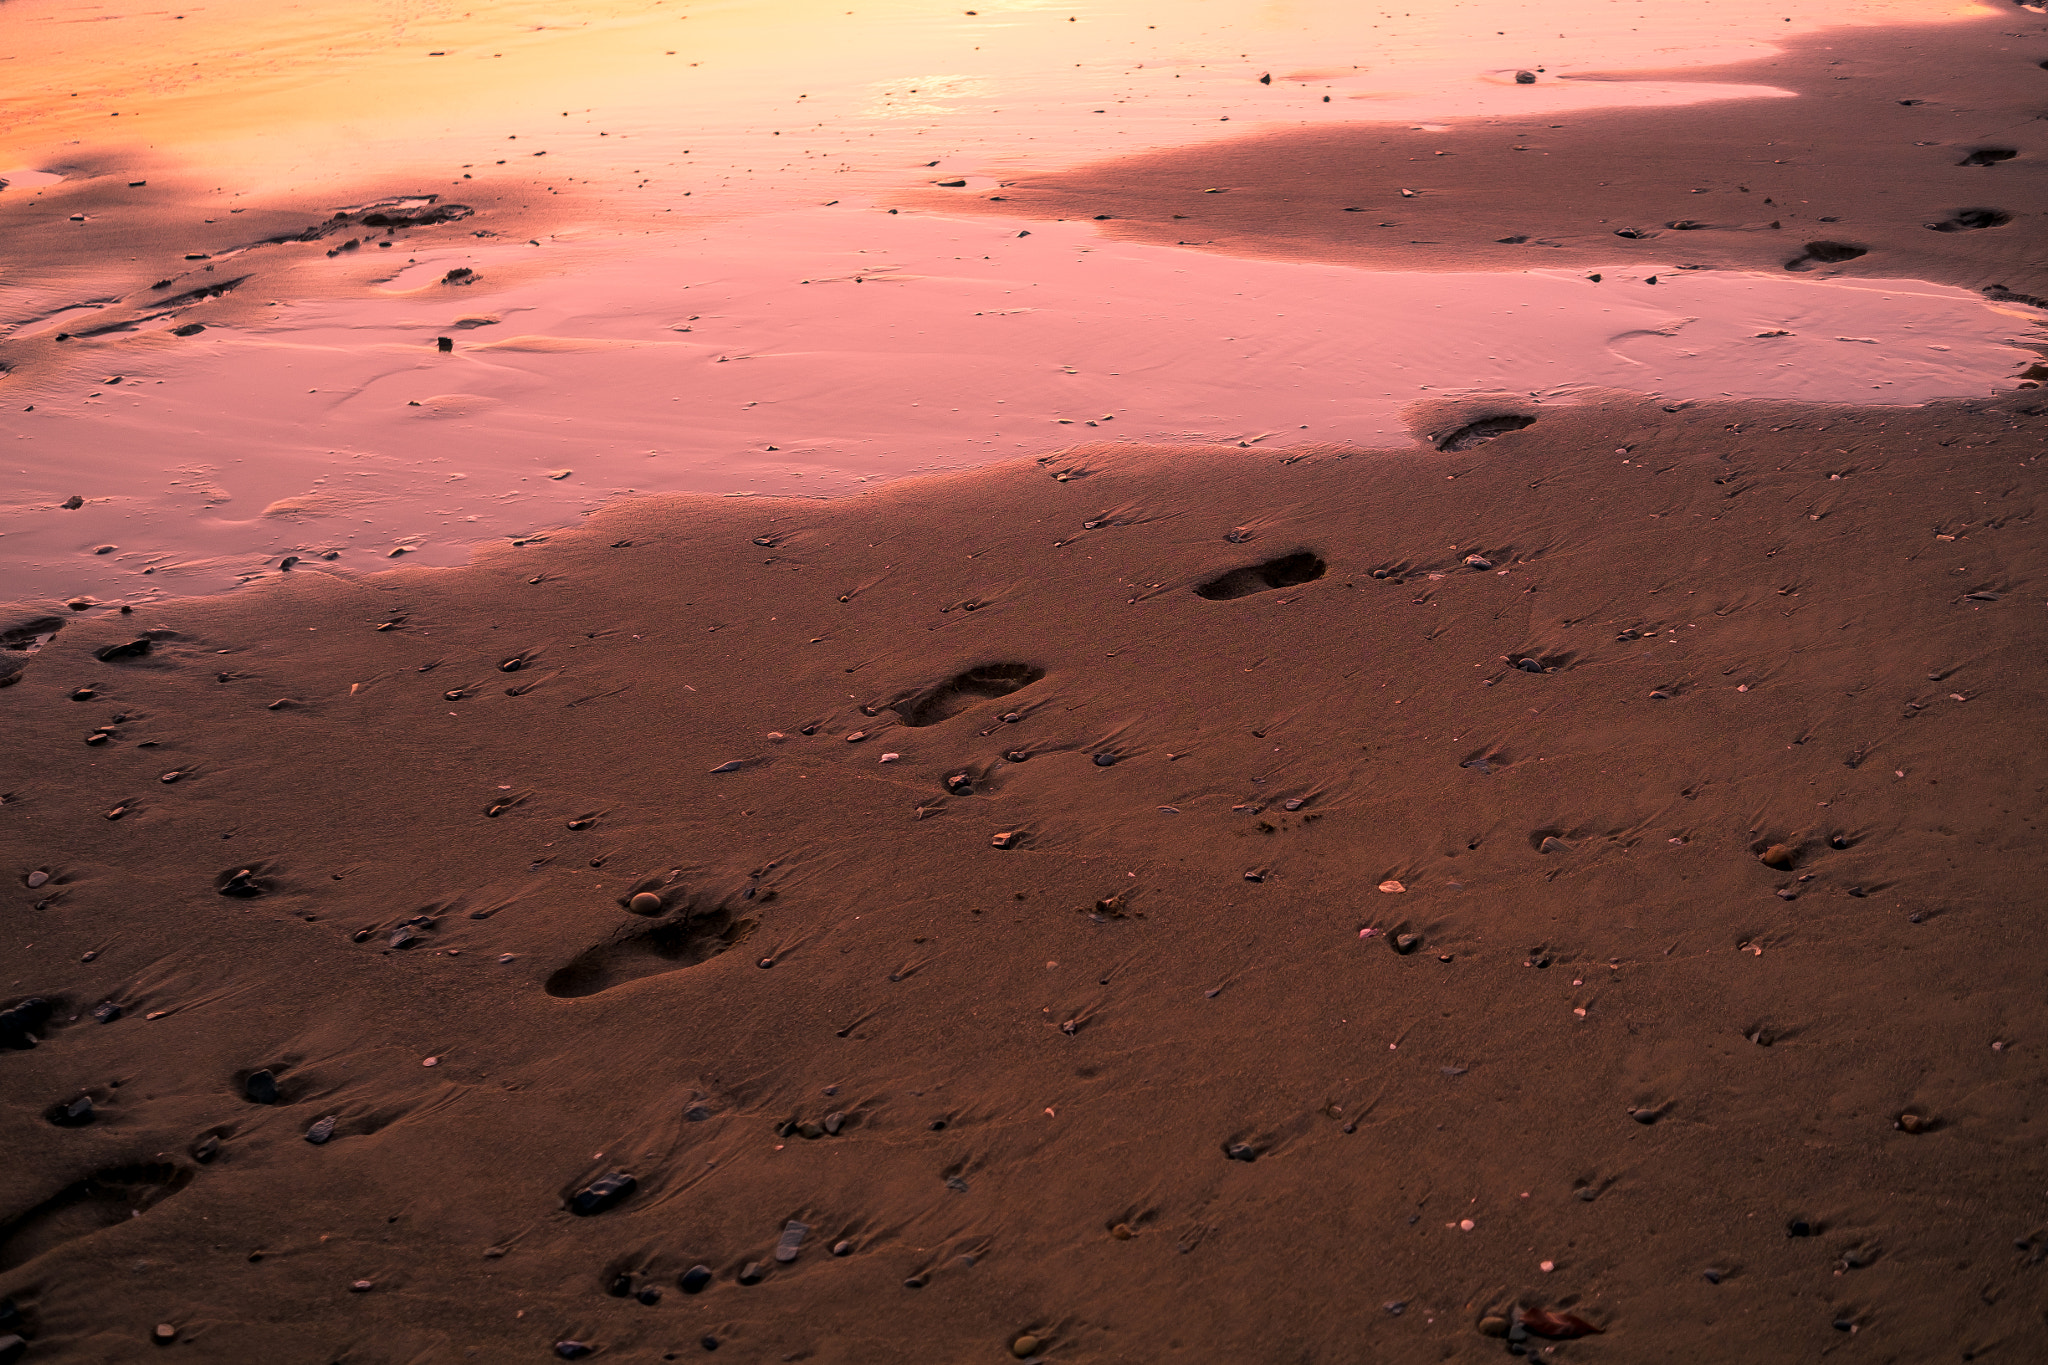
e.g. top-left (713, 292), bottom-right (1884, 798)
top-left (4, 1), bottom-right (2048, 1361)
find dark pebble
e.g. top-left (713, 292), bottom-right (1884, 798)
top-left (679, 1265), bottom-right (713, 1294)
top-left (305, 1115), bottom-right (337, 1144)
top-left (701, 1336), bottom-right (720, 1351)
top-left (608, 1272), bottom-right (634, 1298)
top-left (736, 1261), bottom-right (765, 1285)
top-left (1092, 753), bottom-right (1117, 767)
top-left (1703, 1268), bottom-right (1723, 1284)
top-left (636, 1286), bottom-right (661, 1305)
top-left (1225, 1142), bottom-right (1258, 1162)
top-left (93, 1001), bottom-right (122, 1024)
top-left (192, 1134), bottom-right (220, 1163)
top-left (569, 1171), bottom-right (637, 1215)
top-left (903, 1272), bottom-right (930, 1289)
top-left (1515, 70), bottom-right (1536, 83)
top-left (49, 1095), bottom-right (94, 1126)
top-left (1393, 933), bottom-right (1422, 954)
top-left (684, 1105), bottom-right (713, 1122)
top-left (1787, 1217), bottom-right (1815, 1237)
top-left (1383, 1301), bottom-right (1405, 1316)
top-left (831, 1239), bottom-right (853, 1257)
top-left (823, 1112), bottom-right (844, 1134)
top-left (1514, 658), bottom-right (1544, 673)
top-left (245, 1069), bottom-right (280, 1104)
top-left (555, 1343), bottom-right (592, 1360)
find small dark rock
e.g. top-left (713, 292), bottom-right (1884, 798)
top-left (1787, 1217), bottom-right (1815, 1238)
top-left (305, 1115), bottom-right (337, 1144)
top-left (1092, 753), bottom-right (1117, 767)
top-left (244, 1069), bottom-right (280, 1104)
top-left (736, 1261), bottom-right (765, 1285)
top-left (554, 1343), bottom-right (592, 1360)
top-left (48, 1095), bottom-right (94, 1126)
top-left (192, 1134), bottom-right (220, 1163)
top-left (1224, 1142), bottom-right (1258, 1162)
top-left (607, 1272), bottom-right (634, 1298)
top-left (1514, 658), bottom-right (1545, 674)
top-left (684, 1105), bottom-right (713, 1122)
top-left (570, 1171), bottom-right (636, 1216)
top-left (679, 1265), bottom-right (713, 1294)
top-left (1393, 933), bottom-right (1422, 954)
top-left (831, 1239), bottom-right (853, 1257)
top-left (1515, 70), bottom-right (1535, 83)
top-left (636, 1286), bottom-right (661, 1305)
top-left (436, 336), bottom-right (454, 352)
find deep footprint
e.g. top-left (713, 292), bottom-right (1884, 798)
top-left (1926, 207), bottom-right (2012, 232)
top-left (545, 908), bottom-right (756, 997)
top-left (894, 663), bottom-right (1045, 728)
top-left (0, 1163), bottom-right (191, 1273)
top-left (1435, 414), bottom-right (1536, 452)
top-left (1785, 240), bottom-right (1868, 272)
top-left (1195, 552), bottom-right (1327, 601)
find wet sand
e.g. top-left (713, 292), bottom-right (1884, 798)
top-left (5, 2), bottom-right (2048, 1362)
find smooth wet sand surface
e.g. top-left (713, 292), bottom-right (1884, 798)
top-left (4, 1), bottom-right (2048, 1362)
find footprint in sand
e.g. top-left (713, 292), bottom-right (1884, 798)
top-left (893, 663), bottom-right (1045, 727)
top-left (1195, 552), bottom-right (1326, 601)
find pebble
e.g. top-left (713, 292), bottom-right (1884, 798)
top-left (1896, 1112), bottom-right (1928, 1134)
top-left (569, 1171), bottom-right (637, 1215)
top-left (1513, 658), bottom-right (1544, 673)
top-left (152, 1324), bottom-right (178, 1344)
top-left (823, 1112), bottom-right (845, 1134)
top-left (306, 1115), bottom-right (337, 1144)
top-left (1538, 836), bottom-right (1572, 854)
top-left (25, 871), bottom-right (49, 889)
top-left (636, 1286), bottom-right (662, 1305)
top-left (350, 1280), bottom-right (374, 1293)
top-left (709, 760), bottom-right (746, 773)
top-left (554, 1343), bottom-right (592, 1360)
top-left (1787, 1217), bottom-right (1815, 1237)
top-left (1092, 753), bottom-right (1118, 767)
top-left (50, 1095), bottom-right (94, 1126)
top-left (991, 831), bottom-right (1019, 849)
top-left (1004, 749), bottom-right (1029, 763)
top-left (903, 1271), bottom-right (930, 1289)
top-left (1479, 1315), bottom-right (1510, 1337)
top-left (85, 733), bottom-right (111, 746)
top-left (1393, 933), bottom-right (1422, 954)
top-left (1515, 69), bottom-right (1536, 83)
top-left (845, 730), bottom-right (867, 743)
top-left (831, 1239), bottom-right (853, 1257)
top-left (245, 1069), bottom-right (280, 1104)
top-left (1111, 1223), bottom-right (1133, 1240)
top-left (192, 1134), bottom-right (220, 1162)
top-left (736, 1260), bottom-right (766, 1285)
top-left (629, 892), bottom-right (663, 914)
top-left (1378, 879), bottom-right (1405, 894)
top-left (1011, 1335), bottom-right (1042, 1359)
top-left (1463, 553), bottom-right (1494, 569)
top-left (679, 1264), bottom-right (713, 1293)
top-left (1703, 1268), bottom-right (1724, 1284)
top-left (93, 1001), bottom-right (122, 1024)
top-left (880, 752), bottom-right (901, 764)
top-left (69, 687), bottom-right (95, 701)
top-left (1759, 843), bottom-right (1796, 869)
top-left (1225, 1142), bottom-right (1258, 1162)
top-left (1283, 798), bottom-right (1306, 811)
top-left (774, 1220), bottom-right (810, 1262)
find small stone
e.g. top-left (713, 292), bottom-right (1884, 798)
top-left (93, 1001), bottom-right (122, 1023)
top-left (1897, 1113), bottom-right (1927, 1134)
top-left (306, 1115), bottom-right (337, 1144)
top-left (684, 1104), bottom-right (713, 1122)
top-left (245, 1069), bottom-right (280, 1104)
top-left (1703, 1268), bottom-right (1724, 1284)
top-left (1539, 836), bottom-right (1572, 854)
top-left (1514, 69), bottom-right (1536, 83)
top-left (636, 1286), bottom-right (661, 1305)
top-left (1479, 1315), bottom-right (1510, 1337)
top-left (1787, 1217), bottom-right (1815, 1237)
top-left (152, 1323), bottom-right (178, 1344)
top-left (903, 1271), bottom-right (930, 1288)
top-left (629, 892), bottom-right (663, 914)
top-left (50, 1094), bottom-right (94, 1126)
top-left (1383, 1301), bottom-right (1406, 1316)
top-left (70, 687), bottom-right (95, 701)
top-left (822, 1112), bottom-right (844, 1134)
top-left (1092, 752), bottom-right (1118, 767)
top-left (1514, 658), bottom-right (1545, 673)
top-left (737, 1260), bottom-right (765, 1285)
top-left (1283, 798), bottom-right (1305, 811)
top-left (880, 752), bottom-right (901, 764)
top-left (1463, 553), bottom-right (1494, 569)
top-left (350, 1279), bottom-right (374, 1293)
top-left (26, 871), bottom-right (49, 889)
top-left (1377, 879), bottom-right (1405, 894)
top-left (607, 1272), bottom-right (634, 1297)
top-left (1628, 1106), bottom-right (1660, 1125)
top-left (86, 732), bottom-right (111, 745)
top-left (679, 1264), bottom-right (713, 1293)
top-left (1759, 843), bottom-right (1796, 869)
top-left (1111, 1223), bottom-right (1133, 1240)
top-left (775, 1219), bottom-right (810, 1262)
top-left (797, 1120), bottom-right (823, 1139)
top-left (845, 730), bottom-right (867, 743)
top-left (569, 1171), bottom-right (636, 1215)
top-left (1393, 933), bottom-right (1422, 954)
top-left (831, 1239), bottom-right (853, 1257)
top-left (991, 831), bottom-right (1019, 849)
top-left (554, 1343), bottom-right (592, 1360)
top-left (1225, 1142), bottom-right (1257, 1162)
top-left (192, 1134), bottom-right (220, 1162)
top-left (1011, 1335), bottom-right (1042, 1359)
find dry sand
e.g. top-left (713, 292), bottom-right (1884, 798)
top-left (4, 4), bottom-right (2048, 1364)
